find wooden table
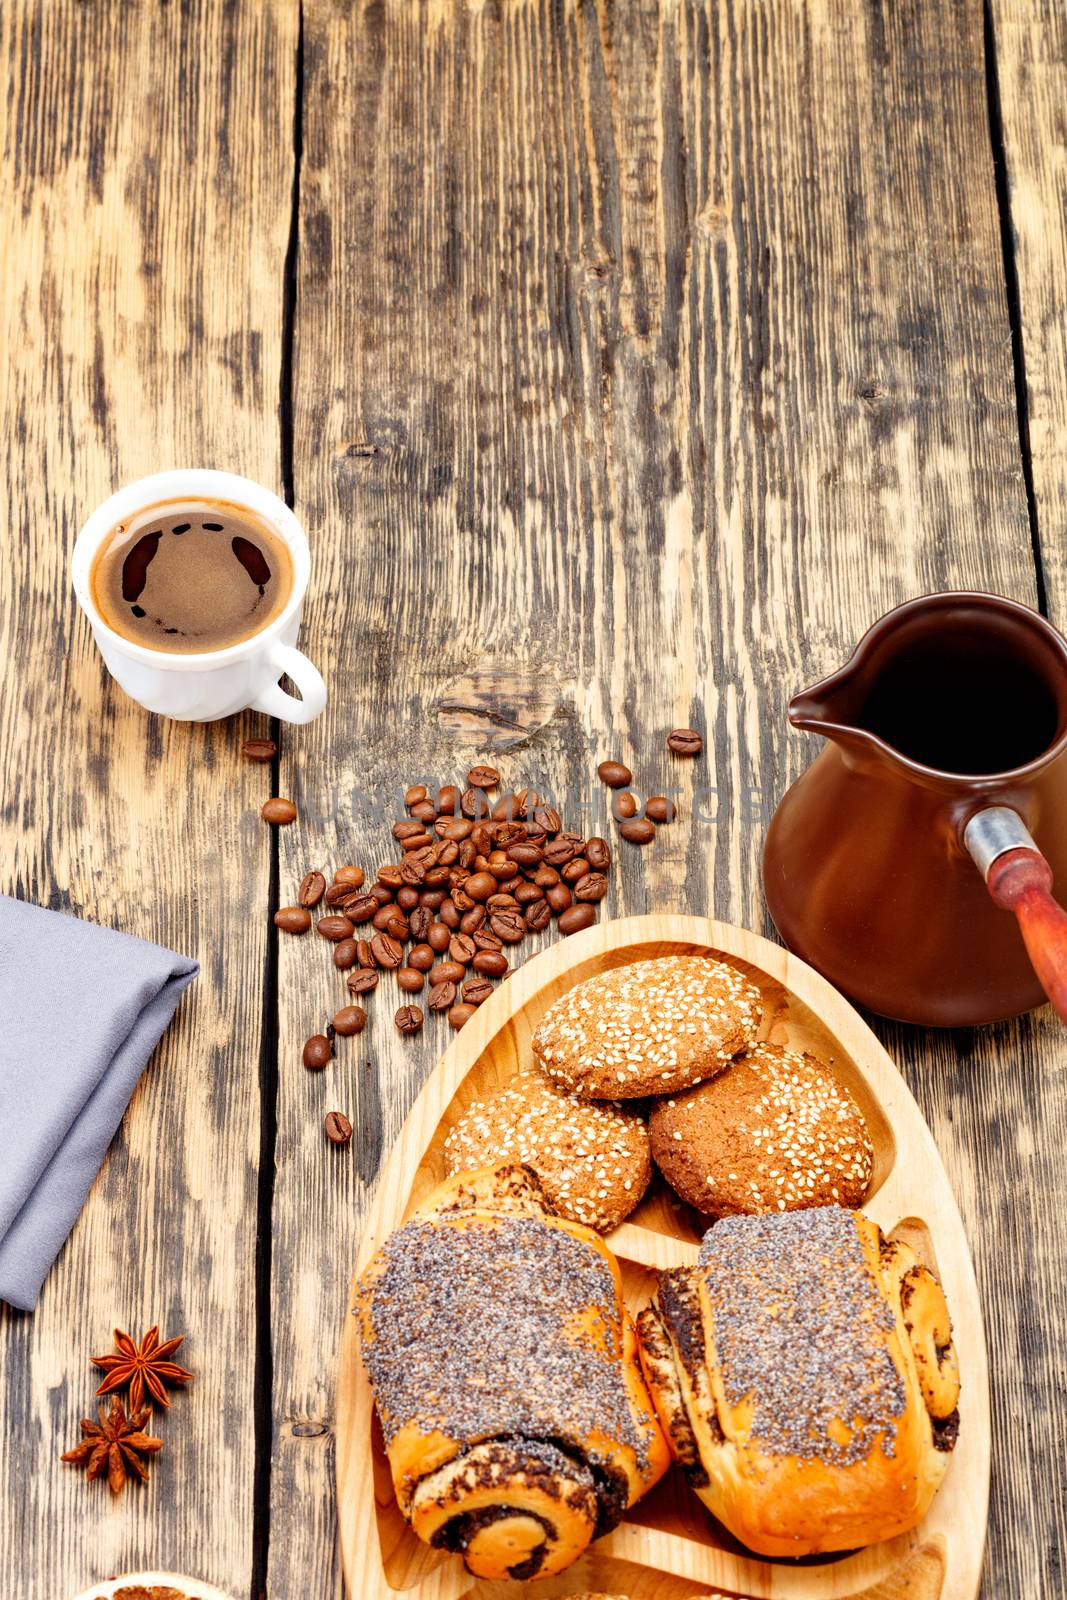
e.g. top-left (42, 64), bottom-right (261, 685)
top-left (2, 3), bottom-right (1064, 1596)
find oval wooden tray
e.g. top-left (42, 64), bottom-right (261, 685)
top-left (337, 915), bottom-right (990, 1600)
top-left (69, 1576), bottom-right (232, 1600)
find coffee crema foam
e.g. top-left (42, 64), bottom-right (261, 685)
top-left (90, 498), bottom-right (294, 654)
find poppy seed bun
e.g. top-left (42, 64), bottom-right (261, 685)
top-left (649, 1042), bottom-right (873, 1216)
top-left (532, 955), bottom-right (762, 1099)
top-left (443, 1073), bottom-right (651, 1231)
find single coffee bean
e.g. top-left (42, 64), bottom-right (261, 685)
top-left (585, 836), bottom-right (612, 870)
top-left (458, 839), bottom-right (477, 870)
top-left (377, 866), bottom-right (403, 891)
top-left (242, 736), bottom-right (277, 763)
top-left (543, 836), bottom-right (580, 867)
top-left (303, 1034), bottom-right (332, 1070)
top-left (356, 939), bottom-right (375, 967)
top-left (561, 857), bottom-right (590, 885)
top-left (533, 805), bottom-right (562, 833)
top-left (347, 968), bottom-right (379, 996)
top-left (395, 1004), bottom-right (424, 1035)
top-left (489, 910), bottom-right (526, 943)
top-left (397, 967), bottom-right (425, 993)
top-left (298, 871), bottom-right (327, 908)
top-left (492, 794), bottom-right (519, 821)
top-left (597, 760), bottom-right (632, 788)
top-left (347, 894), bottom-right (378, 923)
top-left (546, 883), bottom-right (573, 913)
top-left (452, 886), bottom-right (475, 912)
top-left (430, 960), bottom-right (466, 985)
top-left (534, 864), bottom-right (560, 888)
top-left (324, 882), bottom-right (352, 908)
top-left (438, 816), bottom-right (473, 841)
top-left (332, 1005), bottom-right (367, 1036)
top-left (494, 821), bottom-right (528, 847)
top-left (439, 902), bottom-right (461, 931)
top-left (423, 865), bottom-right (450, 887)
top-left (486, 892), bottom-right (519, 913)
top-left (574, 871), bottom-right (608, 902)
top-left (372, 905), bottom-right (396, 931)
top-left (274, 906), bottom-right (311, 934)
top-left (620, 817), bottom-right (656, 844)
top-left (462, 978), bottom-right (494, 1005)
top-left (436, 839), bottom-right (460, 866)
top-left (371, 932), bottom-right (404, 969)
top-left (613, 791), bottom-right (639, 820)
top-left (667, 727), bottom-right (703, 756)
top-left (393, 819), bottom-right (424, 841)
top-left (428, 920), bottom-right (452, 951)
top-left (463, 870), bottom-right (496, 902)
top-left (400, 831), bottom-right (433, 852)
top-left (449, 933), bottom-right (476, 965)
top-left (334, 938), bottom-right (358, 970)
top-left (646, 795), bottom-right (677, 823)
top-left (404, 783), bottom-right (428, 807)
top-left (460, 787), bottom-right (492, 820)
top-left (400, 858), bottom-right (426, 887)
top-left (317, 915), bottom-right (354, 941)
top-left (525, 822), bottom-right (547, 844)
top-left (408, 906), bottom-right (431, 941)
top-left (513, 882), bottom-right (544, 906)
top-left (408, 942), bottom-right (435, 972)
top-left (396, 885), bottom-right (419, 911)
top-left (437, 783), bottom-right (460, 815)
top-left (460, 904), bottom-right (487, 934)
top-left (384, 911), bottom-right (410, 942)
top-left (473, 949), bottom-right (509, 976)
top-left (470, 822), bottom-right (494, 854)
top-left (559, 903), bottom-right (597, 936)
top-left (420, 888), bottom-right (446, 909)
top-left (428, 980), bottom-right (457, 1011)
top-left (467, 764), bottom-right (500, 790)
top-left (497, 874), bottom-right (523, 896)
top-left (474, 928), bottom-right (503, 950)
top-left (507, 842), bottom-right (543, 869)
top-left (447, 1002), bottom-right (476, 1030)
top-left (262, 797), bottom-right (297, 825)
top-left (324, 1111), bottom-right (353, 1146)
top-left (369, 885), bottom-right (394, 907)
top-left (411, 800), bottom-right (437, 824)
top-left (524, 899), bottom-right (552, 933)
top-left (334, 865), bottom-right (366, 888)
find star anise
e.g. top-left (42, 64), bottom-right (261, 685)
top-left (61, 1397), bottom-right (163, 1493)
top-left (92, 1325), bottom-right (194, 1411)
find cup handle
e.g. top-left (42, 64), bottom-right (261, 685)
top-left (251, 643), bottom-right (327, 725)
top-left (964, 806), bottom-right (1067, 1024)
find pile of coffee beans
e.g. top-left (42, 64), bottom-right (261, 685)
top-left (276, 766), bottom-right (613, 1074)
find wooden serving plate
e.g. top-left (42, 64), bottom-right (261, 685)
top-left (337, 916), bottom-right (990, 1600)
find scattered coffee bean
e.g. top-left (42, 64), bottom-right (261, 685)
top-left (369, 882), bottom-right (395, 904)
top-left (534, 806), bottom-right (562, 833)
top-left (420, 888), bottom-right (446, 909)
top-left (430, 960), bottom-right (465, 986)
top-left (439, 900), bottom-right (461, 929)
top-left (561, 856), bottom-right (590, 885)
top-left (384, 911), bottom-right (409, 941)
top-left (447, 1002), bottom-right (476, 1030)
top-left (396, 885), bottom-right (419, 912)
top-left (408, 906), bottom-right (431, 941)
top-left (274, 906), bottom-right (311, 934)
top-left (332, 1006), bottom-right (367, 1036)
top-left (324, 1111), bottom-right (353, 1146)
top-left (449, 933), bottom-right (476, 965)
top-left (355, 939), bottom-right (375, 967)
top-left (347, 968), bottom-right (379, 996)
top-left (372, 904), bottom-right (395, 932)
top-left (585, 837), bottom-right (612, 870)
top-left (334, 865), bottom-right (366, 888)
top-left (667, 727), bottom-right (703, 756)
top-left (317, 915), bottom-right (354, 941)
top-left (534, 864), bottom-right (560, 888)
top-left (395, 1004), bottom-right (424, 1035)
top-left (410, 800), bottom-right (437, 824)
top-left (428, 981), bottom-right (457, 1011)
top-left (513, 882), bottom-right (544, 906)
top-left (462, 978), bottom-right (494, 1005)
top-left (262, 797), bottom-right (297, 825)
top-left (242, 737), bottom-right (277, 763)
top-left (303, 1034), bottom-right (332, 1070)
top-left (408, 942), bottom-right (435, 972)
top-left (524, 899), bottom-right (552, 932)
top-left (546, 883), bottom-right (573, 913)
top-left (404, 784), bottom-right (428, 807)
top-left (347, 894), bottom-right (378, 923)
top-left (507, 842), bottom-right (542, 869)
top-left (558, 903), bottom-right (597, 935)
top-left (397, 966), bottom-right (424, 993)
top-left (460, 904), bottom-right (487, 934)
top-left (597, 759), bottom-right (632, 788)
top-left (427, 921), bottom-right (452, 952)
top-left (473, 949), bottom-right (509, 976)
top-left (573, 871), bottom-right (608, 902)
top-left (467, 764), bottom-right (500, 790)
top-left (612, 791), bottom-right (639, 820)
top-left (646, 795), bottom-right (677, 823)
top-left (488, 910), bottom-right (526, 943)
top-left (460, 787), bottom-right (493, 820)
top-left (334, 938), bottom-right (358, 970)
top-left (400, 831), bottom-right (433, 852)
top-left (620, 817), bottom-right (656, 844)
top-left (464, 871), bottom-right (497, 902)
top-left (371, 932), bottom-right (404, 969)
top-left (393, 820), bottom-right (424, 842)
top-left (298, 871), bottom-right (327, 908)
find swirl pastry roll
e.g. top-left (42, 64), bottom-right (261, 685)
top-left (637, 1206), bottom-right (961, 1557)
top-left (356, 1164), bottom-right (669, 1581)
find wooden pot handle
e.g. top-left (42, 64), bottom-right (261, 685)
top-left (985, 847), bottom-right (1067, 1024)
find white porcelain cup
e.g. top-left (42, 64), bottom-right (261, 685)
top-left (71, 469), bottom-right (327, 724)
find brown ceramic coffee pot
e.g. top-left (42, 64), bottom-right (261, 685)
top-left (763, 592), bottom-right (1067, 1027)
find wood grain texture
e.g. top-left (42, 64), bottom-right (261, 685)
top-left (337, 915), bottom-right (990, 1600)
top-left (273, 3), bottom-right (1058, 1598)
top-left (0, 3), bottom-right (295, 1596)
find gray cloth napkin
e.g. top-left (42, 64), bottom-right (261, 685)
top-left (0, 895), bottom-right (198, 1311)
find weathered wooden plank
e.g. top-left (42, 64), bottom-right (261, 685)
top-left (274, 1), bottom-right (1053, 1595)
top-left (0, 3), bottom-right (294, 1595)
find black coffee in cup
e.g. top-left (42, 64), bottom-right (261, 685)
top-left (90, 498), bottom-right (294, 654)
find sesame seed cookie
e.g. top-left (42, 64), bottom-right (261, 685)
top-left (532, 955), bottom-right (762, 1099)
top-left (649, 1042), bottom-right (873, 1216)
top-left (443, 1073), bottom-right (651, 1231)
